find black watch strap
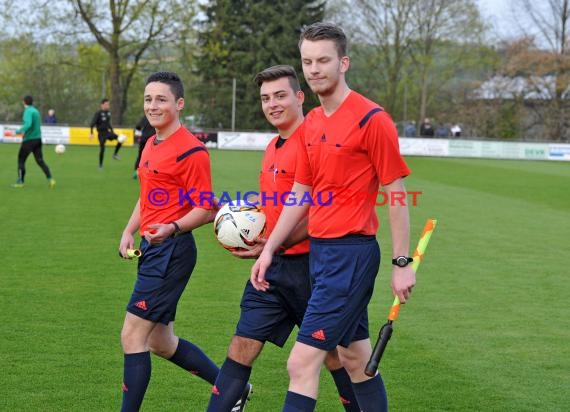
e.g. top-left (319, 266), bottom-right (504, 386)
top-left (392, 256), bottom-right (413, 267)
top-left (171, 221), bottom-right (182, 234)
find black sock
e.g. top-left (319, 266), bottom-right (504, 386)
top-left (168, 338), bottom-right (219, 384)
top-left (206, 357), bottom-right (251, 411)
top-left (352, 374), bottom-right (388, 412)
top-left (121, 352), bottom-right (151, 412)
top-left (330, 367), bottom-right (360, 411)
top-left (283, 391), bottom-right (316, 412)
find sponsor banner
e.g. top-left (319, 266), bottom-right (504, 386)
top-left (0, 124), bottom-right (133, 146)
top-left (0, 124), bottom-right (23, 143)
top-left (41, 126), bottom-right (70, 144)
top-left (448, 140), bottom-right (549, 160)
top-left (69, 127), bottom-right (134, 146)
top-left (548, 144), bottom-right (570, 161)
top-left (193, 131), bottom-right (218, 149)
top-left (519, 143), bottom-right (549, 160)
top-left (218, 131), bottom-right (274, 150)
top-left (399, 138), bottom-right (449, 157)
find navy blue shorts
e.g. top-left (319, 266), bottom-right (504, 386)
top-left (297, 235), bottom-right (380, 351)
top-left (235, 253), bottom-right (311, 347)
top-left (126, 232), bottom-right (197, 325)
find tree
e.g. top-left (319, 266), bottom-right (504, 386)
top-left (327, 0), bottom-right (489, 130)
top-left (333, 0), bottom-right (416, 115)
top-left (408, 0), bottom-right (486, 124)
top-left (0, 36), bottom-right (103, 124)
top-left (195, 0), bottom-right (325, 130)
top-left (508, 0), bottom-right (570, 140)
top-left (68, 0), bottom-right (198, 125)
top-left (0, 0), bottom-right (199, 126)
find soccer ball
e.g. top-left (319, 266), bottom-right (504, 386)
top-left (117, 134), bottom-right (127, 143)
top-left (214, 200), bottom-right (266, 251)
top-left (54, 144), bottom-right (66, 154)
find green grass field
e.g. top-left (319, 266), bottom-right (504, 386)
top-left (1, 143), bottom-right (568, 411)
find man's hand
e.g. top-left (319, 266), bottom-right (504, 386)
top-left (391, 266), bottom-right (416, 304)
top-left (143, 223), bottom-right (175, 245)
top-left (232, 237), bottom-right (266, 259)
top-left (250, 248), bottom-right (273, 291)
top-left (118, 231), bottom-right (135, 259)
top-left (207, 197), bottom-right (222, 223)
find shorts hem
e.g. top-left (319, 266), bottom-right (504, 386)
top-left (296, 335), bottom-right (337, 351)
top-left (126, 308), bottom-right (172, 325)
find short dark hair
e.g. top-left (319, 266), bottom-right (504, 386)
top-left (299, 22), bottom-right (348, 58)
top-left (23, 95), bottom-right (33, 105)
top-left (146, 71), bottom-right (184, 100)
top-left (100, 98), bottom-right (109, 105)
top-left (254, 65), bottom-right (301, 92)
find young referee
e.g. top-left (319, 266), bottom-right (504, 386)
top-left (207, 65), bottom-right (360, 412)
top-left (118, 72), bottom-right (234, 411)
top-left (251, 23), bottom-right (415, 411)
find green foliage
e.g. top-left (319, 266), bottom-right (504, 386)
top-left (1, 144), bottom-right (569, 410)
top-left (195, 0), bottom-right (325, 130)
top-left (496, 102), bottom-right (520, 139)
top-left (0, 37), bottom-right (103, 125)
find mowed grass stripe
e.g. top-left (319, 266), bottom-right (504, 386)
top-left (381, 161), bottom-right (569, 411)
top-left (407, 157), bottom-right (570, 212)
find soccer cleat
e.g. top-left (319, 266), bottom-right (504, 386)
top-left (11, 182), bottom-right (24, 188)
top-left (113, 154), bottom-right (121, 160)
top-left (231, 383), bottom-right (253, 412)
top-left (48, 178), bottom-right (56, 189)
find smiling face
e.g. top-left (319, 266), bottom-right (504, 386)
top-left (300, 39), bottom-right (349, 98)
top-left (259, 76), bottom-right (304, 136)
top-left (143, 82), bottom-right (184, 137)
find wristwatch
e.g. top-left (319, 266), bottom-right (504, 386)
top-left (392, 256), bottom-right (413, 267)
top-left (170, 221), bottom-right (182, 235)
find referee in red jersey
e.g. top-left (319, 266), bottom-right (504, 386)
top-left (207, 65), bottom-right (359, 412)
top-left (117, 72), bottom-right (220, 411)
top-left (251, 23), bottom-right (415, 412)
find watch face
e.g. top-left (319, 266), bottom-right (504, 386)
top-left (396, 257), bottom-right (407, 267)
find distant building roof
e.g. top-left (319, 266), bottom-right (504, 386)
top-left (473, 75), bottom-right (570, 100)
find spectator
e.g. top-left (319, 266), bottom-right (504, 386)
top-left (435, 123), bottom-right (450, 138)
top-left (44, 109), bottom-right (57, 124)
top-left (420, 118), bottom-right (434, 137)
top-left (404, 121), bottom-right (416, 137)
top-left (451, 123), bottom-right (462, 137)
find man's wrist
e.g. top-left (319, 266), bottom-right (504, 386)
top-left (170, 221), bottom-right (182, 235)
top-left (392, 256), bottom-right (413, 267)
top-left (263, 240), bottom-right (279, 255)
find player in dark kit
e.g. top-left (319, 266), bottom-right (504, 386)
top-left (207, 66), bottom-right (360, 412)
top-left (117, 72), bottom-right (248, 411)
top-left (252, 23), bottom-right (415, 412)
top-left (89, 98), bottom-right (122, 168)
top-left (132, 114), bottom-right (155, 179)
